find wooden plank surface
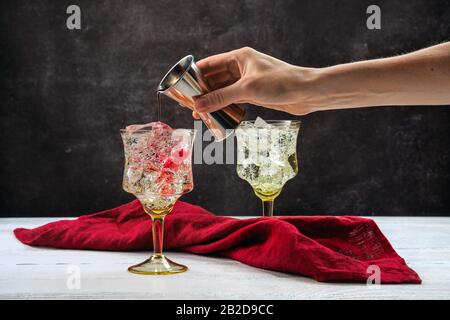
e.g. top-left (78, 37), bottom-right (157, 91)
top-left (0, 217), bottom-right (449, 300)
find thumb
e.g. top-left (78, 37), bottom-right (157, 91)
top-left (194, 81), bottom-right (243, 113)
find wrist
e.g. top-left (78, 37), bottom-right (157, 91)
top-left (288, 65), bottom-right (362, 113)
top-left (288, 66), bottom-right (326, 113)
top-left (313, 65), bottom-right (366, 110)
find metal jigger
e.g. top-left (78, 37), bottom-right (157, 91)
top-left (157, 55), bottom-right (245, 141)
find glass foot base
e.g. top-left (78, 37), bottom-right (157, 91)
top-left (128, 255), bottom-right (188, 275)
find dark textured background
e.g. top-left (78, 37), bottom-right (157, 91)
top-left (1, 0), bottom-right (449, 217)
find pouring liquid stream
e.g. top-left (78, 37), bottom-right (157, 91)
top-left (156, 92), bottom-right (162, 122)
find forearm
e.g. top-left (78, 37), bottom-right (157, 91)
top-left (310, 42), bottom-right (450, 111)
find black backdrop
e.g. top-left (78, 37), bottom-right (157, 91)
top-left (1, 0), bottom-right (449, 217)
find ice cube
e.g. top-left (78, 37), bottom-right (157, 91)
top-left (254, 116), bottom-right (269, 128)
top-left (141, 171), bottom-right (157, 188)
top-left (170, 148), bottom-right (189, 165)
top-left (127, 165), bottom-right (143, 186)
top-left (136, 121), bottom-right (173, 168)
top-left (142, 171), bottom-right (162, 194)
top-left (126, 121), bottom-right (172, 133)
top-left (150, 121), bottom-right (172, 136)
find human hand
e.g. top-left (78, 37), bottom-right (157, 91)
top-left (191, 47), bottom-right (320, 119)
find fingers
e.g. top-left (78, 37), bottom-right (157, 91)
top-left (204, 70), bottom-right (238, 90)
top-left (192, 111), bottom-right (201, 119)
top-left (194, 48), bottom-right (253, 114)
top-left (197, 51), bottom-right (236, 76)
top-left (194, 80), bottom-right (244, 113)
top-left (197, 47), bottom-right (249, 77)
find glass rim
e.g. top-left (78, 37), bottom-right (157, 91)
top-left (238, 119), bottom-right (301, 127)
top-left (120, 128), bottom-right (197, 134)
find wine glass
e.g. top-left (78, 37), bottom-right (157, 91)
top-left (120, 124), bottom-right (196, 275)
top-left (235, 120), bottom-right (300, 217)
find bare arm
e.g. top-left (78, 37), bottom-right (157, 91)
top-left (313, 42), bottom-right (450, 111)
top-left (193, 43), bottom-right (450, 116)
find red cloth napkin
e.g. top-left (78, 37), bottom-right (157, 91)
top-left (14, 200), bottom-right (421, 284)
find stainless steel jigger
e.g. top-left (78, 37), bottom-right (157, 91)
top-left (157, 55), bottom-right (245, 141)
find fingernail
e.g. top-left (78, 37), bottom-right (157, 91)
top-left (194, 98), bottom-right (208, 111)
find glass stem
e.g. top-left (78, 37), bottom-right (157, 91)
top-left (262, 200), bottom-right (274, 217)
top-left (151, 216), bottom-right (164, 257)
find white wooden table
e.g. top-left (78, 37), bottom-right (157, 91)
top-left (0, 217), bottom-right (449, 300)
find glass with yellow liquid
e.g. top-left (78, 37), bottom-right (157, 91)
top-left (236, 118), bottom-right (300, 216)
